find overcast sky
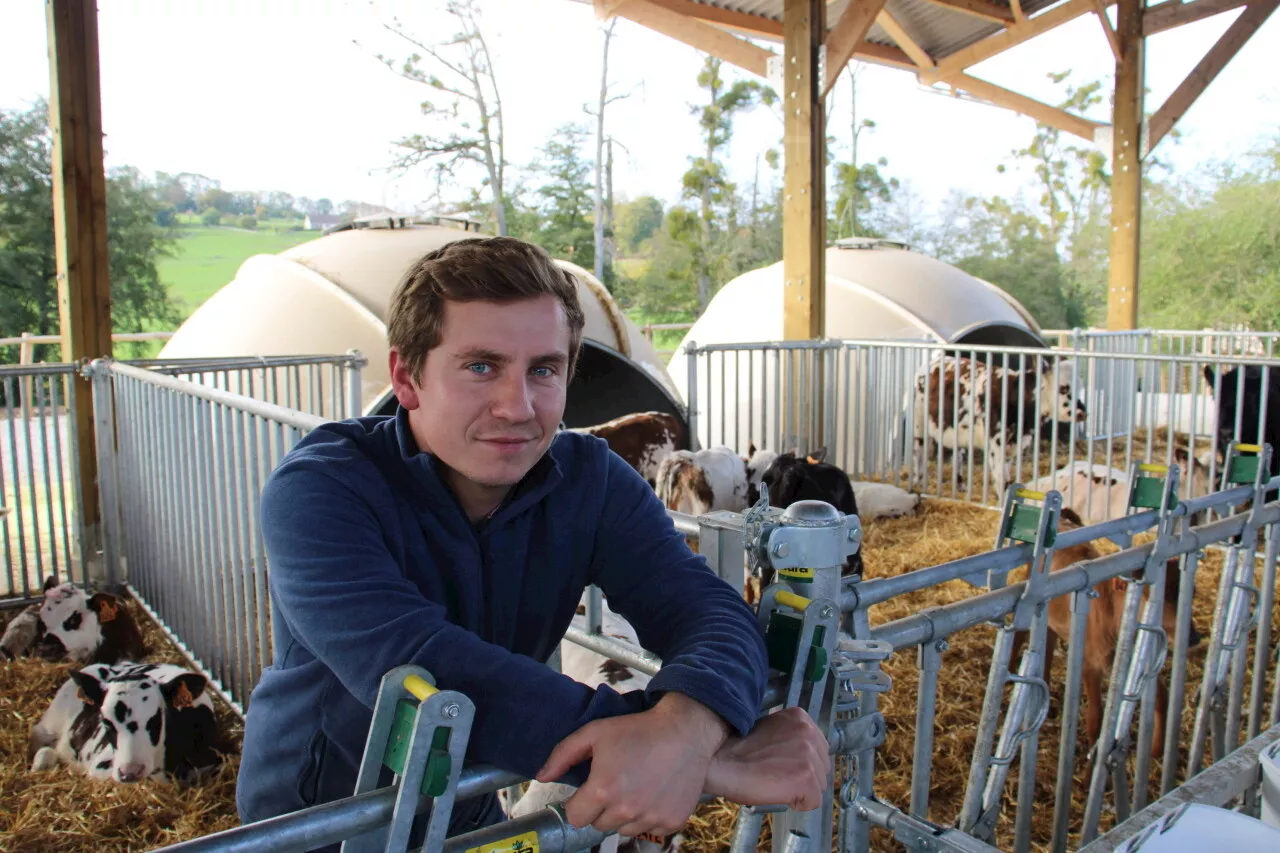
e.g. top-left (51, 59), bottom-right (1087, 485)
top-left (2, 0), bottom-right (1277, 220)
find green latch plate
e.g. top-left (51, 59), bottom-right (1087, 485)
top-left (384, 699), bottom-right (452, 797)
top-left (1228, 455), bottom-right (1260, 486)
top-left (765, 612), bottom-right (827, 681)
top-left (1005, 504), bottom-right (1049, 546)
top-left (1131, 476), bottom-right (1173, 510)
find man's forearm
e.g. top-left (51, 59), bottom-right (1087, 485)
top-left (651, 691), bottom-right (732, 757)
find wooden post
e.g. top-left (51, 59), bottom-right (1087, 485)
top-left (47, 0), bottom-right (113, 571)
top-left (783, 0), bottom-right (826, 343)
top-left (1107, 0), bottom-right (1144, 330)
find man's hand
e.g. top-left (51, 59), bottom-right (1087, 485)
top-left (536, 692), bottom-right (730, 838)
top-left (703, 707), bottom-right (829, 811)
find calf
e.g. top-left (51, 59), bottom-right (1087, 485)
top-left (1203, 364), bottom-right (1280, 500)
top-left (910, 353), bottom-right (1085, 499)
top-left (501, 594), bottom-right (682, 853)
top-left (1010, 508), bottom-right (1195, 759)
top-left (655, 447), bottom-right (749, 516)
top-left (35, 577), bottom-right (148, 665)
top-left (1026, 453), bottom-right (1213, 526)
top-left (29, 661), bottom-right (226, 784)
top-left (571, 411), bottom-right (685, 486)
top-left (1, 604), bottom-right (42, 660)
top-left (757, 451), bottom-right (864, 584)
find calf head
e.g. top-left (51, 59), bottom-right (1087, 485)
top-left (69, 663), bottom-right (217, 784)
top-left (744, 442), bottom-right (778, 506)
top-left (1037, 359), bottom-right (1086, 425)
top-left (758, 450), bottom-right (863, 581)
top-left (1203, 364), bottom-right (1280, 464)
top-left (36, 577), bottom-right (146, 664)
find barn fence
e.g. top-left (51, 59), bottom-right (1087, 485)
top-left (1044, 327), bottom-right (1280, 360)
top-left (0, 354), bottom-right (366, 610)
top-left (69, 351), bottom-right (1280, 853)
top-left (683, 337), bottom-right (1278, 515)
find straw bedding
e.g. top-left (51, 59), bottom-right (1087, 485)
top-left (0, 596), bottom-right (243, 853)
top-left (0, 494), bottom-right (1270, 853)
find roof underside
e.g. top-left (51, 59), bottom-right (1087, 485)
top-left (684, 0), bottom-right (1060, 59)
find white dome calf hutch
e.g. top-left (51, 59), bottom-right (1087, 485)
top-left (157, 220), bottom-right (689, 439)
top-left (669, 239), bottom-right (1051, 476)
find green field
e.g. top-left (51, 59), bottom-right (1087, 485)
top-left (159, 224), bottom-right (317, 316)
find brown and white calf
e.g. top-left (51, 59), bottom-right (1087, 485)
top-left (29, 660), bottom-right (227, 784)
top-left (1009, 508), bottom-right (1195, 759)
top-left (654, 446), bottom-right (753, 516)
top-left (1026, 453), bottom-right (1213, 526)
top-left (910, 354), bottom-right (1086, 499)
top-left (501, 594), bottom-right (682, 853)
top-left (571, 412), bottom-right (685, 486)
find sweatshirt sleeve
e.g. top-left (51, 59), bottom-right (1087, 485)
top-left (587, 449), bottom-right (769, 738)
top-left (258, 456), bottom-right (648, 784)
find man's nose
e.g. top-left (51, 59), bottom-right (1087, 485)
top-left (492, 375), bottom-right (535, 420)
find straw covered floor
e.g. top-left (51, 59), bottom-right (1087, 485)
top-left (0, 596), bottom-right (243, 853)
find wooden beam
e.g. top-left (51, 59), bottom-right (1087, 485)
top-left (1144, 0), bottom-right (1248, 34)
top-left (919, 0), bottom-right (1016, 25)
top-left (1146, 0), bottom-right (1279, 152)
top-left (783, 0), bottom-right (825, 343)
top-left (947, 73), bottom-right (1106, 140)
top-left (921, 0), bottom-right (1111, 83)
top-left (610, 0), bottom-right (774, 77)
top-left (592, 0), bottom-right (632, 17)
top-left (46, 0), bottom-right (112, 551)
top-left (823, 0), bottom-right (889, 98)
top-left (876, 9), bottom-right (936, 68)
top-left (1010, 0), bottom-right (1027, 23)
top-left (1094, 0), bottom-right (1123, 60)
top-left (1108, 0), bottom-right (1144, 330)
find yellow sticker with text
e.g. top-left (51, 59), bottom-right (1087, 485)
top-left (779, 566), bottom-right (815, 581)
top-left (466, 831), bottom-right (539, 853)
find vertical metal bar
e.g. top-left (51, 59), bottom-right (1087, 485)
top-left (685, 343), bottom-right (698, 451)
top-left (20, 372), bottom-right (41, 585)
top-left (36, 374), bottom-right (59, 579)
top-left (1050, 588), bottom-right (1093, 853)
top-left (250, 416), bottom-right (273, 675)
top-left (0, 378), bottom-right (16, 595)
top-left (51, 373), bottom-right (72, 581)
top-left (910, 641), bottom-right (943, 819)
top-left (88, 363), bottom-right (123, 587)
top-left (1161, 551), bottom-right (1200, 795)
top-left (841, 346), bottom-right (851, 474)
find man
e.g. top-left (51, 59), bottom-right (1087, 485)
top-left (236, 236), bottom-right (828, 847)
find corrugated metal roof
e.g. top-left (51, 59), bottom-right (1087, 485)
top-left (566, 0), bottom-right (1072, 64)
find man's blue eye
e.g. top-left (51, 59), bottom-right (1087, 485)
top-left (467, 363), bottom-right (492, 375)
top-left (532, 366), bottom-right (553, 377)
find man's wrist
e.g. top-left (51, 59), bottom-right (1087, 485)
top-left (652, 691), bottom-right (732, 756)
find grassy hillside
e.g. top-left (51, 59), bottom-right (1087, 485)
top-left (159, 224), bottom-right (316, 316)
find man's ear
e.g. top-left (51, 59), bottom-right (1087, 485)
top-left (388, 349), bottom-right (422, 410)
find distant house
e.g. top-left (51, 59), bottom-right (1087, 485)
top-left (303, 214), bottom-right (343, 231)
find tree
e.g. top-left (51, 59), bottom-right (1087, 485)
top-left (682, 56), bottom-right (776, 309)
top-left (367, 0), bottom-right (509, 234)
top-left (0, 102), bottom-right (181, 361)
top-left (829, 63), bottom-right (898, 239)
top-left (586, 18), bottom-right (627, 284)
top-left (615, 195), bottom-right (664, 254)
top-left (530, 124), bottom-right (595, 266)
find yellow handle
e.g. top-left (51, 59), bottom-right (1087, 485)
top-left (1016, 489), bottom-right (1046, 501)
top-left (404, 674), bottom-right (439, 702)
top-left (1138, 463), bottom-right (1169, 474)
top-left (775, 589), bottom-right (811, 612)
top-left (1237, 443), bottom-right (1262, 453)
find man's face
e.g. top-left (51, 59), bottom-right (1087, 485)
top-left (390, 294), bottom-right (571, 507)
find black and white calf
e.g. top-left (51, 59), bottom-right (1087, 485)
top-left (35, 577), bottom-right (148, 664)
top-left (28, 661), bottom-right (225, 784)
top-left (500, 593), bottom-right (683, 853)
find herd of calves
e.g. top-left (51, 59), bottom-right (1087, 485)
top-left (1, 578), bottom-right (230, 786)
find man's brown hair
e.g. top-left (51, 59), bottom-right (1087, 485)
top-left (388, 236), bottom-right (586, 383)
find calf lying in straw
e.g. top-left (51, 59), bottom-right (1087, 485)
top-left (29, 661), bottom-right (226, 784)
top-left (1011, 507), bottom-right (1195, 759)
top-left (500, 593), bottom-right (683, 853)
top-left (1, 577), bottom-right (148, 665)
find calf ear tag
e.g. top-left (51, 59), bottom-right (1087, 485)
top-left (172, 682), bottom-right (195, 709)
top-left (77, 688), bottom-right (91, 704)
top-left (97, 599), bottom-right (118, 623)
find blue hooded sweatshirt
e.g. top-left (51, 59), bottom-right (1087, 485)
top-left (235, 406), bottom-right (769, 842)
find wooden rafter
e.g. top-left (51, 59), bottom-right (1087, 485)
top-left (1144, 0), bottom-right (1249, 34)
top-left (1146, 0), bottom-right (1280, 152)
top-left (1094, 0), bottom-right (1123, 60)
top-left (823, 0), bottom-right (889, 98)
top-left (947, 73), bottom-right (1106, 140)
top-left (1009, 0), bottom-right (1027, 23)
top-left (607, 0), bottom-right (774, 76)
top-left (876, 9), bottom-right (936, 68)
top-left (921, 0), bottom-right (1113, 83)
top-left (592, 0), bottom-right (632, 17)
top-left (919, 0), bottom-right (1016, 25)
